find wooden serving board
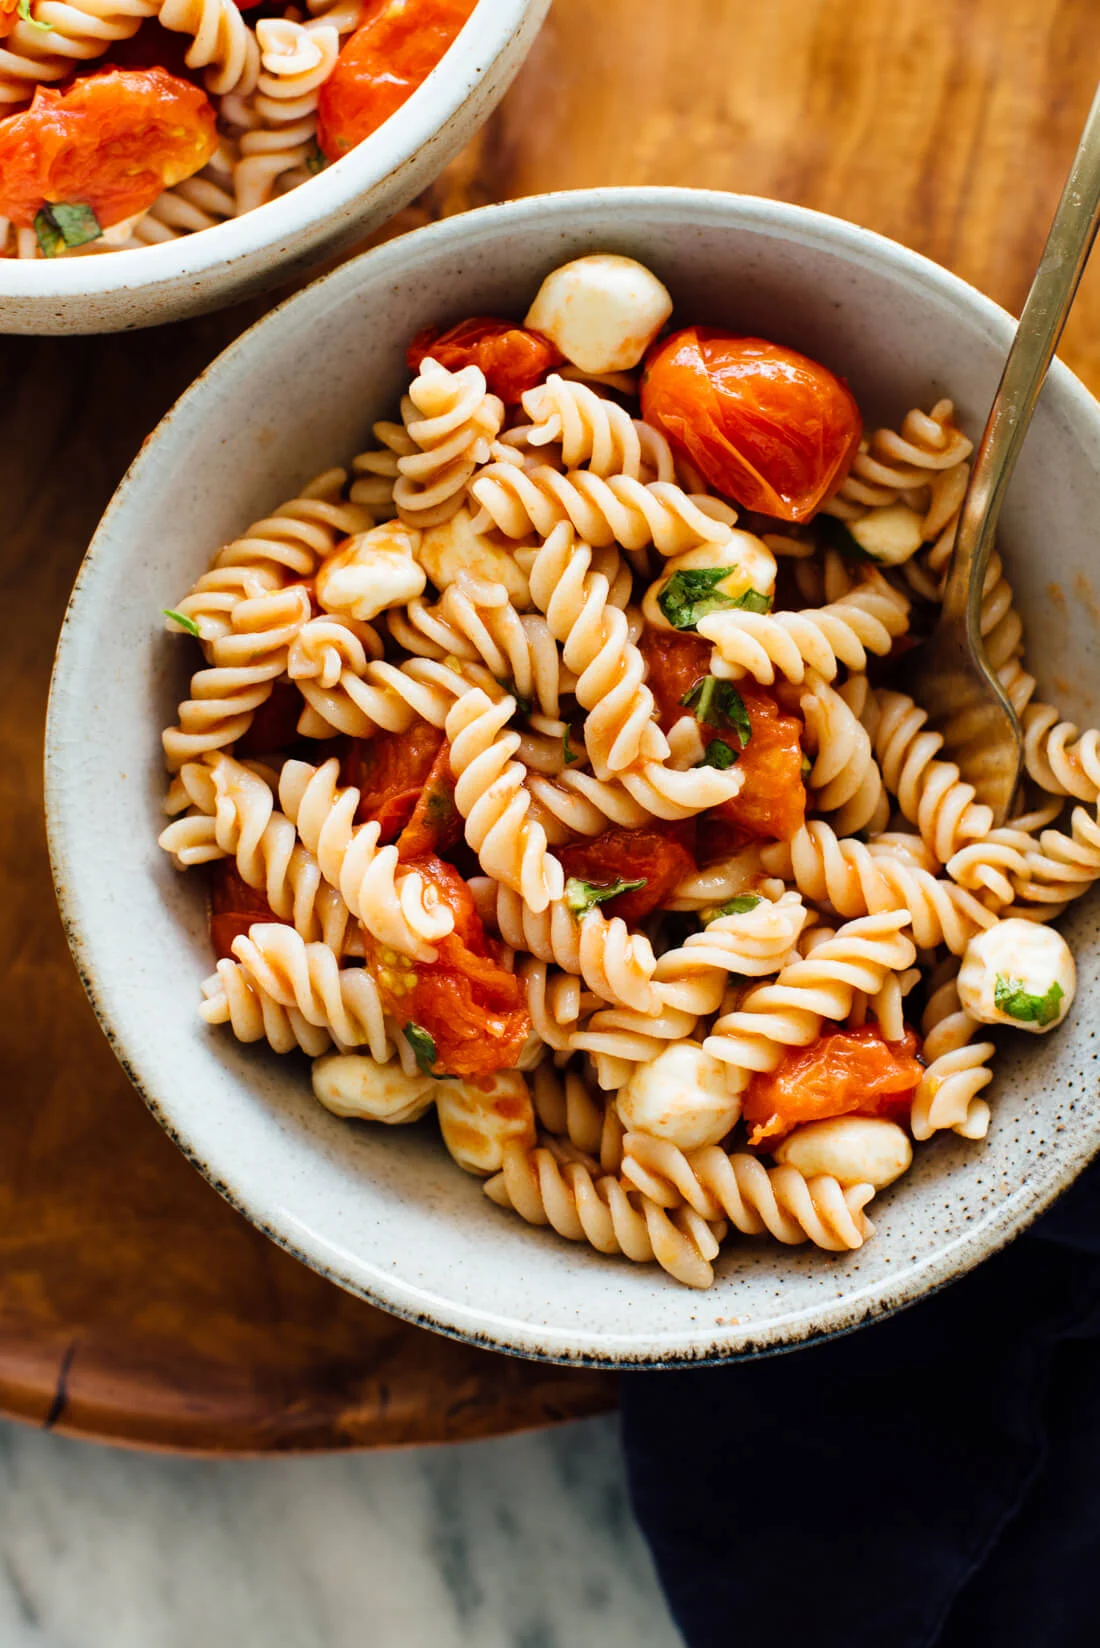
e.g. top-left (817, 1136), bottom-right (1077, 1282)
top-left (3, 0), bottom-right (1100, 1454)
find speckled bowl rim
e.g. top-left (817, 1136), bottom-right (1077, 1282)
top-left (46, 187), bottom-right (1100, 1367)
top-left (0, 0), bottom-right (538, 307)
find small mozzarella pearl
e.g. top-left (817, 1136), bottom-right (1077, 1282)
top-left (957, 918), bottom-right (1075, 1033)
top-left (525, 255), bottom-right (673, 374)
top-left (774, 1116), bottom-right (913, 1187)
top-left (312, 1054), bottom-right (436, 1123)
top-left (618, 1042), bottom-right (744, 1151)
top-left (435, 1070), bottom-right (536, 1175)
top-left (418, 511), bottom-right (530, 605)
top-left (315, 522), bottom-right (426, 621)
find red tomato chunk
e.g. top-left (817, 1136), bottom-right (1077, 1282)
top-left (641, 327), bottom-right (862, 522)
top-left (318, 0), bottom-right (478, 161)
top-left (742, 1024), bottom-right (924, 1147)
top-left (558, 824), bottom-right (696, 925)
top-left (396, 737), bottom-right (462, 861)
top-left (407, 316), bottom-right (564, 404)
top-left (343, 719), bottom-right (445, 842)
top-left (208, 863), bottom-right (282, 962)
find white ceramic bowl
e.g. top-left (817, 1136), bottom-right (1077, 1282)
top-left (46, 188), bottom-right (1100, 1365)
top-left (0, 0), bottom-right (547, 335)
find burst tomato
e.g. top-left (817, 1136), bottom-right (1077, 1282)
top-left (406, 316), bottom-right (563, 404)
top-left (640, 630), bottom-right (806, 849)
top-left (365, 856), bottom-right (530, 1077)
top-left (557, 824), bottom-right (696, 925)
top-left (641, 327), bottom-right (862, 522)
top-left (742, 1025), bottom-right (924, 1147)
top-left (317, 0), bottom-right (478, 160)
top-left (0, 69), bottom-right (217, 230)
top-left (208, 863), bottom-right (282, 962)
top-left (0, 0), bottom-right (19, 40)
top-left (396, 737), bottom-right (462, 861)
top-left (343, 719), bottom-right (445, 842)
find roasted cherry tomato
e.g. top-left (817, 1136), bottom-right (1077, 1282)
top-left (0, 0), bottom-right (20, 40)
top-left (343, 719), bottom-right (445, 842)
top-left (407, 316), bottom-right (563, 404)
top-left (396, 736), bottom-right (462, 861)
top-left (0, 69), bottom-right (217, 231)
top-left (365, 856), bottom-right (530, 1077)
top-left (640, 630), bottom-right (806, 849)
top-left (318, 0), bottom-right (477, 160)
top-left (641, 327), bottom-right (862, 522)
top-left (742, 1024), bottom-right (924, 1147)
top-left (557, 824), bottom-right (696, 926)
top-left (208, 863), bottom-right (281, 962)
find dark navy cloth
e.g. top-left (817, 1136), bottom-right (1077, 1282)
top-left (622, 1157), bottom-right (1100, 1648)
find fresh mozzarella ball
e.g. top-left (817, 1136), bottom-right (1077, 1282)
top-left (315, 522), bottom-right (426, 621)
top-left (418, 510), bottom-right (530, 606)
top-left (641, 534), bottom-right (778, 632)
top-left (846, 503), bottom-right (924, 566)
top-left (312, 1054), bottom-right (436, 1123)
top-left (957, 917), bottom-right (1075, 1033)
top-left (435, 1070), bottom-right (536, 1176)
top-left (524, 254), bottom-right (673, 375)
top-left (774, 1116), bottom-right (913, 1187)
top-left (617, 1043), bottom-right (744, 1151)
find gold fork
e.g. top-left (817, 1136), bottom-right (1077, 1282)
top-left (909, 79), bottom-right (1100, 825)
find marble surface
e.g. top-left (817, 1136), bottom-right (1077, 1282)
top-left (0, 1416), bottom-right (680, 1647)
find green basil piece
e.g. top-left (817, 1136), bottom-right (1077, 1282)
top-left (697, 738), bottom-right (738, 770)
top-left (993, 975), bottom-right (1065, 1028)
top-left (34, 201), bottom-right (102, 257)
top-left (18, 0), bottom-right (51, 29)
top-left (700, 893), bottom-right (763, 925)
top-left (305, 142), bottom-right (327, 176)
top-left (562, 725), bottom-right (580, 765)
top-left (681, 676), bottom-right (752, 747)
top-left (816, 514), bottom-right (874, 561)
top-left (403, 1022), bottom-right (439, 1075)
top-left (658, 568), bottom-right (772, 630)
top-left (565, 875), bottom-right (647, 916)
top-left (162, 608), bottom-right (201, 638)
top-left (501, 680), bottom-right (532, 717)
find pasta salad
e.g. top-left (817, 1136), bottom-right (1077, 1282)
top-left (158, 252), bottom-right (1090, 1289)
top-left (0, 0), bottom-right (474, 258)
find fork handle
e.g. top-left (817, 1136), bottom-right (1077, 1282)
top-left (944, 78), bottom-right (1100, 629)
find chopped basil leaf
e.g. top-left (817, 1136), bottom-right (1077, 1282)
top-left (34, 201), bottom-right (102, 257)
top-left (501, 680), bottom-right (532, 717)
top-left (163, 607), bottom-right (201, 638)
top-left (403, 1022), bottom-right (438, 1075)
top-left (681, 676), bottom-right (752, 747)
top-left (700, 893), bottom-right (763, 924)
top-left (305, 142), bottom-right (327, 176)
top-left (562, 725), bottom-right (580, 765)
top-left (697, 738), bottom-right (738, 769)
top-left (993, 974), bottom-right (1065, 1028)
top-left (565, 875), bottom-right (646, 916)
top-left (816, 514), bottom-right (874, 561)
top-left (18, 0), bottom-right (50, 29)
top-left (658, 568), bottom-right (773, 630)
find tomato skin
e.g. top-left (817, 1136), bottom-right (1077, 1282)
top-left (0, 0), bottom-right (19, 41)
top-left (366, 856), bottom-right (530, 1077)
top-left (396, 737), bottom-right (462, 861)
top-left (557, 825), bottom-right (696, 925)
top-left (407, 316), bottom-right (563, 404)
top-left (208, 863), bottom-right (281, 962)
top-left (342, 719), bottom-right (445, 842)
top-left (317, 0), bottom-right (478, 161)
top-left (0, 69), bottom-right (217, 229)
top-left (743, 1025), bottom-right (924, 1147)
top-left (641, 327), bottom-right (862, 523)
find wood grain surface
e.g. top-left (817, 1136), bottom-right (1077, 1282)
top-left (3, 0), bottom-right (1100, 1454)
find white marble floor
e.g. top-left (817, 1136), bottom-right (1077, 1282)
top-left (0, 1415), bottom-right (680, 1648)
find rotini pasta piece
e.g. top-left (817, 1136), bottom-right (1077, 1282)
top-left (822, 400), bottom-right (972, 554)
top-left (277, 756), bottom-right (455, 960)
top-left (387, 575), bottom-right (563, 719)
top-left (529, 1063), bottom-right (613, 1160)
top-left (703, 910), bottom-right (917, 1075)
top-left (0, 0), bottom-right (157, 111)
top-left (484, 1142), bottom-right (726, 1289)
top-left (162, 582), bottom-right (313, 769)
top-left (286, 614), bottom-right (416, 739)
top-left (200, 956), bottom-right (333, 1057)
top-left (393, 358), bottom-right (504, 528)
top-left (444, 687), bottom-right (564, 913)
top-left (571, 1004), bottom-right (701, 1092)
top-left (762, 821), bottom-right (995, 955)
top-left (868, 688), bottom-right (994, 863)
top-left (233, 19), bottom-right (339, 213)
top-left (620, 1133), bottom-right (875, 1252)
top-left (699, 569), bottom-right (910, 686)
top-left (799, 671), bottom-right (888, 836)
top-left (847, 966), bottom-right (920, 1045)
top-left (665, 848), bottom-right (785, 912)
top-left (209, 468), bottom-right (372, 579)
top-left (156, 0), bottom-right (260, 96)
top-left (517, 374), bottom-right (678, 481)
top-left (519, 959), bottom-right (586, 1054)
top-left (131, 141), bottom-right (238, 243)
top-left (1021, 700), bottom-right (1100, 804)
top-left (653, 890), bottom-right (810, 996)
top-left (479, 880), bottom-right (659, 1013)
top-left (158, 752), bottom-right (353, 953)
top-left (229, 924), bottom-right (393, 1058)
top-left (468, 461), bottom-right (737, 556)
top-left (945, 801), bottom-right (1062, 911)
top-left (348, 422), bottom-right (411, 519)
top-left (909, 969), bottom-right (995, 1141)
top-left (1009, 802), bottom-right (1100, 908)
